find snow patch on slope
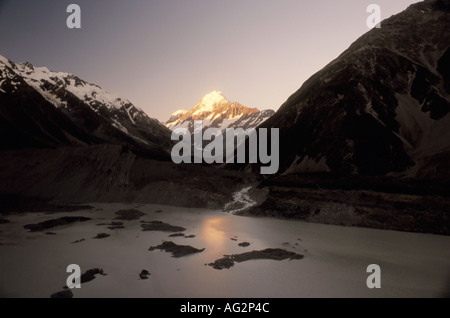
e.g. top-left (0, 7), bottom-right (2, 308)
top-left (3, 58), bottom-right (135, 112)
top-left (172, 109), bottom-right (187, 116)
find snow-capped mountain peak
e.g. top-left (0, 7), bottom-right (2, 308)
top-left (194, 91), bottom-right (228, 113)
top-left (166, 91), bottom-right (275, 131)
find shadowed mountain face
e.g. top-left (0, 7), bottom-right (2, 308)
top-left (260, 0), bottom-right (450, 179)
top-left (0, 73), bottom-right (98, 149)
top-left (0, 144), bottom-right (256, 208)
top-left (0, 55), bottom-right (172, 159)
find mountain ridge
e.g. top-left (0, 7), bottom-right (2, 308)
top-left (166, 91), bottom-right (275, 132)
top-left (0, 55), bottom-right (172, 158)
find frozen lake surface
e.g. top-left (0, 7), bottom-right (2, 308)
top-left (1, 203), bottom-right (449, 298)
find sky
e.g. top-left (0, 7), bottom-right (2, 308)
top-left (0, 0), bottom-right (420, 121)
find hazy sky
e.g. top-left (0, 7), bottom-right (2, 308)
top-left (0, 0), bottom-right (420, 121)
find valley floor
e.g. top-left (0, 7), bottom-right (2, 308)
top-left (1, 203), bottom-right (449, 298)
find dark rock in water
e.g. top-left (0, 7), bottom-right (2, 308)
top-left (154, 210), bottom-right (163, 213)
top-left (80, 268), bottom-right (106, 284)
top-left (97, 221), bottom-right (123, 226)
top-left (63, 268), bottom-right (106, 289)
top-left (107, 225), bottom-right (125, 230)
top-left (139, 269), bottom-right (150, 280)
top-left (24, 216), bottom-right (91, 232)
top-left (45, 232), bottom-right (56, 235)
top-left (93, 233), bottom-right (110, 239)
top-left (115, 209), bottom-right (145, 221)
top-left (149, 241), bottom-right (204, 258)
top-left (71, 238), bottom-right (86, 244)
top-left (97, 221), bottom-right (125, 230)
top-left (208, 257), bottom-right (235, 270)
top-left (238, 242), bottom-right (251, 247)
top-left (235, 248), bottom-right (303, 262)
top-left (208, 248), bottom-right (304, 270)
top-left (169, 233), bottom-right (185, 237)
top-left (108, 225), bottom-right (125, 230)
top-left (141, 221), bottom-right (186, 232)
top-left (50, 289), bottom-right (73, 298)
top-left (169, 233), bottom-right (196, 238)
top-left (0, 218), bottom-right (10, 224)
top-left (230, 237), bottom-right (238, 241)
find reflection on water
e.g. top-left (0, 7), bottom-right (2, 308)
top-left (2, 203), bottom-right (450, 297)
top-left (200, 217), bottom-right (229, 254)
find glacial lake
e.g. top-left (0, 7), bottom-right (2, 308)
top-left (1, 203), bottom-right (449, 298)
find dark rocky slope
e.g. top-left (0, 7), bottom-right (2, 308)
top-left (259, 0), bottom-right (450, 179)
top-left (0, 144), bottom-right (257, 209)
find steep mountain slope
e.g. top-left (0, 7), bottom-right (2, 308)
top-left (0, 144), bottom-right (257, 208)
top-left (259, 0), bottom-right (450, 179)
top-left (166, 91), bottom-right (274, 132)
top-left (0, 69), bottom-right (98, 149)
top-left (0, 55), bottom-right (172, 157)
